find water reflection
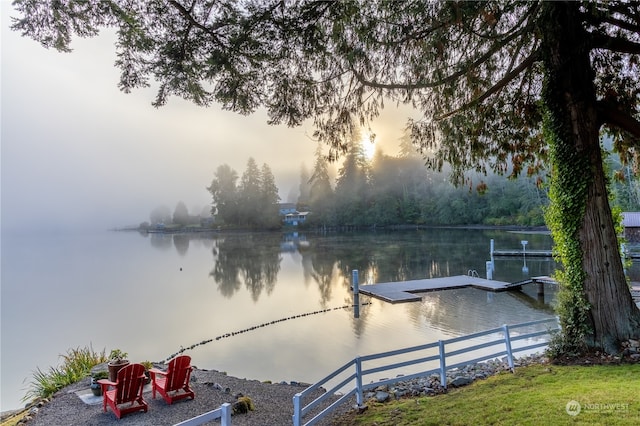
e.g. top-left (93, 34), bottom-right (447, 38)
top-left (142, 229), bottom-right (561, 340)
top-left (209, 233), bottom-right (282, 301)
top-left (173, 234), bottom-right (190, 256)
top-left (1, 229), bottom-right (563, 411)
top-left (146, 229), bottom-right (560, 300)
top-left (403, 286), bottom-right (558, 337)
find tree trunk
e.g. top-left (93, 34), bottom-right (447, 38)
top-left (542, 2), bottom-right (640, 353)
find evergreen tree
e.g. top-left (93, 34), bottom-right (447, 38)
top-left (172, 201), bottom-right (189, 226)
top-left (238, 158), bottom-right (262, 227)
top-left (297, 163), bottom-right (311, 211)
top-left (308, 144), bottom-right (335, 227)
top-left (149, 205), bottom-right (171, 225)
top-left (334, 127), bottom-right (371, 226)
top-left (260, 163), bottom-right (281, 228)
top-left (207, 164), bottom-right (239, 225)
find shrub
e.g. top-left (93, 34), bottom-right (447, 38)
top-left (232, 396), bottom-right (255, 414)
top-left (23, 345), bottom-right (107, 403)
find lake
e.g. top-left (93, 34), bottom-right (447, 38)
top-left (1, 228), bottom-right (559, 411)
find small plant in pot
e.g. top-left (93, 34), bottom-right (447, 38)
top-left (107, 349), bottom-right (129, 382)
top-left (140, 360), bottom-right (154, 384)
top-left (90, 371), bottom-right (109, 396)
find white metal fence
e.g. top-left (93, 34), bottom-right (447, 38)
top-left (173, 402), bottom-right (232, 426)
top-left (292, 317), bottom-right (559, 426)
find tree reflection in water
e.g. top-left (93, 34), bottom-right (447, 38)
top-left (209, 233), bottom-right (281, 301)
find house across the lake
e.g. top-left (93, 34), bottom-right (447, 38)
top-left (283, 211), bottom-right (309, 226)
top-left (279, 203), bottom-right (309, 226)
top-left (279, 203), bottom-right (297, 216)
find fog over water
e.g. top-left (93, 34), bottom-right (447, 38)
top-left (1, 2), bottom-right (416, 234)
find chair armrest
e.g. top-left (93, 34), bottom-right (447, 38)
top-left (97, 379), bottom-right (116, 391)
top-left (149, 368), bottom-right (167, 378)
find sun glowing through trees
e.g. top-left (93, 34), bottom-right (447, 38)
top-left (362, 133), bottom-right (376, 160)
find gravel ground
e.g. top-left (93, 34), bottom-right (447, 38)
top-left (18, 368), bottom-right (348, 426)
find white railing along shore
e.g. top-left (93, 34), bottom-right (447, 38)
top-left (173, 402), bottom-right (232, 426)
top-left (293, 317), bottom-right (559, 426)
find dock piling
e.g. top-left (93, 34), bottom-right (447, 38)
top-left (352, 270), bottom-right (360, 318)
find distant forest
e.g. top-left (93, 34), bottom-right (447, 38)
top-left (145, 131), bottom-right (640, 231)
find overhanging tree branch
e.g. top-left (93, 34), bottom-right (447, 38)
top-left (582, 7), bottom-right (640, 33)
top-left (590, 32), bottom-right (640, 54)
top-left (436, 49), bottom-right (541, 120)
top-left (598, 100), bottom-right (640, 139)
top-left (350, 18), bottom-right (534, 91)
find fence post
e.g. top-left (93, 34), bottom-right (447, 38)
top-left (220, 403), bottom-right (231, 426)
top-left (355, 357), bottom-right (364, 407)
top-left (490, 239), bottom-right (495, 272)
top-left (352, 270), bottom-right (360, 318)
top-left (292, 393), bottom-right (301, 426)
top-left (438, 340), bottom-right (447, 388)
top-left (502, 324), bottom-right (515, 371)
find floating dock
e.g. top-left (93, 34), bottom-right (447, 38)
top-left (359, 275), bottom-right (554, 304)
top-left (492, 249), bottom-right (553, 257)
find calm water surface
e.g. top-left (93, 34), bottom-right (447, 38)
top-left (1, 228), bottom-right (559, 410)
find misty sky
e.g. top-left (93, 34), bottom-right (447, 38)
top-left (1, 2), bottom-right (416, 233)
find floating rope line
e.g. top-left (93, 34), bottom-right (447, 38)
top-left (165, 301), bottom-right (372, 361)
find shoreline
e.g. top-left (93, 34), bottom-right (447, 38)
top-left (6, 348), bottom-right (640, 426)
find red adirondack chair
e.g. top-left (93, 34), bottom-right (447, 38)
top-left (149, 355), bottom-right (195, 404)
top-left (97, 363), bottom-right (148, 419)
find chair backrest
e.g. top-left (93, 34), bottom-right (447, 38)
top-left (114, 363), bottom-right (146, 404)
top-left (165, 355), bottom-right (192, 391)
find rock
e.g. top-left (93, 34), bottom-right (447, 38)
top-left (375, 391), bottom-right (390, 403)
top-left (629, 339), bottom-right (640, 349)
top-left (394, 389), bottom-right (408, 398)
top-left (353, 403), bottom-right (369, 414)
top-left (449, 376), bottom-right (473, 388)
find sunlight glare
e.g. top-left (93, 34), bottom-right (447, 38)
top-left (362, 133), bottom-right (376, 160)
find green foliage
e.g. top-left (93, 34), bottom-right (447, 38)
top-left (232, 396), bottom-right (255, 414)
top-left (542, 82), bottom-right (591, 353)
top-left (208, 159), bottom-right (281, 229)
top-left (108, 349), bottom-right (128, 363)
top-left (302, 136), bottom-right (548, 229)
top-left (23, 346), bottom-right (107, 403)
top-left (91, 370), bottom-right (109, 380)
top-left (172, 201), bottom-right (190, 226)
top-left (207, 164), bottom-right (239, 225)
top-left (140, 360), bottom-right (154, 371)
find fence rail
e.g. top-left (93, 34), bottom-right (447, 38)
top-left (293, 317), bottom-right (559, 426)
top-left (173, 402), bottom-right (232, 426)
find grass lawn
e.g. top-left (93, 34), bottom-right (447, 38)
top-left (335, 363), bottom-right (640, 425)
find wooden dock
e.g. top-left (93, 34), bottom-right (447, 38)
top-left (359, 275), bottom-right (555, 304)
top-left (492, 249), bottom-right (553, 257)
